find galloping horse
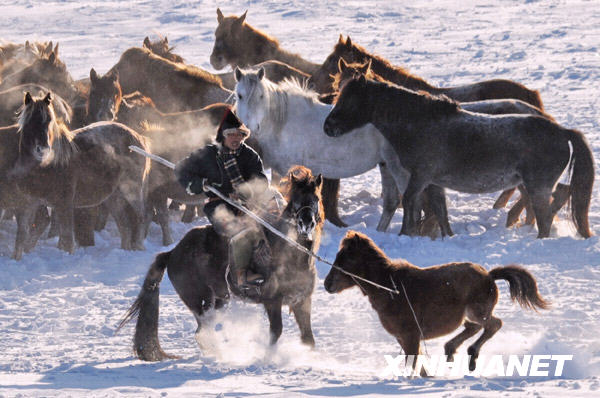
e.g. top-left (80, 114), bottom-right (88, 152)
top-left (234, 68), bottom-right (415, 233)
top-left (117, 166), bottom-right (324, 361)
top-left (324, 231), bottom-right (549, 374)
top-left (10, 92), bottom-right (151, 257)
top-left (312, 35), bottom-right (544, 109)
top-left (324, 76), bottom-right (594, 238)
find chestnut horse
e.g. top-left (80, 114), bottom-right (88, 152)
top-left (324, 231), bottom-right (549, 373)
top-left (10, 92), bottom-right (151, 257)
top-left (324, 76), bottom-right (594, 239)
top-left (117, 166), bottom-right (324, 361)
top-left (142, 36), bottom-right (184, 63)
top-left (311, 35), bottom-right (544, 109)
top-left (108, 47), bottom-right (231, 113)
top-left (210, 9), bottom-right (320, 75)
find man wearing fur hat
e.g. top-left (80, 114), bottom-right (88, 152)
top-left (175, 107), bottom-right (277, 289)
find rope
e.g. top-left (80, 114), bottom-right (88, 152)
top-left (128, 145), bottom-right (402, 296)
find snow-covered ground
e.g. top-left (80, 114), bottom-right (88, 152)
top-left (1, 0), bottom-right (599, 396)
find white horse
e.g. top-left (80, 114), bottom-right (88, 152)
top-left (233, 67), bottom-right (408, 232)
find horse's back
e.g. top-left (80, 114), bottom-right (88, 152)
top-left (72, 121), bottom-right (148, 152)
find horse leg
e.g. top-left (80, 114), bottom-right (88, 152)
top-left (397, 333), bottom-right (425, 377)
top-left (55, 203), bottom-right (75, 254)
top-left (400, 176), bottom-right (426, 237)
top-left (291, 296), bottom-right (315, 347)
top-left (493, 187), bottom-right (516, 209)
top-left (264, 298), bottom-right (283, 345)
top-left (74, 207), bottom-right (96, 247)
top-left (94, 202), bottom-right (110, 231)
top-left (321, 178), bottom-right (347, 228)
top-left (181, 205), bottom-right (197, 223)
top-left (13, 203), bottom-right (38, 260)
top-left (118, 182), bottom-right (146, 250)
top-left (444, 321), bottom-right (482, 361)
top-left (25, 205), bottom-right (51, 252)
top-left (423, 185), bottom-right (453, 237)
top-left (528, 187), bottom-right (553, 238)
top-left (104, 193), bottom-right (133, 250)
top-left (147, 190), bottom-right (173, 246)
top-left (466, 316), bottom-right (502, 371)
top-left (377, 163), bottom-right (401, 232)
top-left (550, 183), bottom-right (570, 218)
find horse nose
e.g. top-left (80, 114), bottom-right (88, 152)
top-left (323, 118), bottom-right (336, 136)
top-left (324, 275), bottom-right (334, 292)
top-left (35, 145), bottom-right (43, 154)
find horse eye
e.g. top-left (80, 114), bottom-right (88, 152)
top-left (237, 93), bottom-right (243, 100)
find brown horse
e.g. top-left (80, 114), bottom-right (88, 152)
top-left (87, 68), bottom-right (240, 244)
top-left (10, 92), bottom-right (151, 257)
top-left (311, 35), bottom-right (544, 109)
top-left (108, 47), bottom-right (231, 113)
top-left (142, 36), bottom-right (184, 63)
top-left (117, 166), bottom-right (324, 361)
top-left (1, 84), bottom-right (72, 126)
top-left (324, 76), bottom-right (594, 239)
top-left (331, 58), bottom-right (568, 230)
top-left (324, 231), bottom-right (549, 373)
top-left (0, 41), bottom-right (56, 80)
top-left (210, 9), bottom-right (320, 75)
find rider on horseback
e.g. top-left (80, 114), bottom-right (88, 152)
top-left (175, 107), bottom-right (280, 289)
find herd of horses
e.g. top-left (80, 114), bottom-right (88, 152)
top-left (1, 8), bottom-right (593, 373)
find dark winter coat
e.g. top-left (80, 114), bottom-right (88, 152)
top-left (175, 143), bottom-right (268, 199)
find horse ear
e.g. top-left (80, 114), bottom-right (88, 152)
top-left (216, 8), bottom-right (224, 23)
top-left (345, 36), bottom-right (353, 48)
top-left (363, 59), bottom-right (373, 73)
top-left (234, 67), bottom-right (243, 82)
top-left (358, 74), bottom-right (367, 85)
top-left (143, 36), bottom-right (151, 48)
top-left (338, 57), bottom-right (349, 72)
top-left (237, 10), bottom-right (247, 25)
top-left (24, 92), bottom-right (33, 105)
top-left (337, 34), bottom-right (345, 44)
top-left (53, 43), bottom-right (59, 58)
top-left (314, 174), bottom-right (323, 189)
top-left (43, 92), bottom-right (52, 105)
top-left (25, 40), bottom-right (31, 49)
top-left (90, 68), bottom-right (98, 83)
top-left (257, 66), bottom-right (265, 80)
top-left (290, 172), bottom-right (299, 184)
top-left (44, 41), bottom-right (53, 55)
top-left (48, 51), bottom-right (56, 64)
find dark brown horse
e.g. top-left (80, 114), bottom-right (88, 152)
top-left (142, 36), bottom-right (184, 63)
top-left (312, 35), bottom-right (544, 109)
top-left (10, 92), bottom-right (151, 256)
top-left (108, 47), bottom-right (231, 113)
top-left (1, 84), bottom-right (72, 126)
top-left (324, 76), bottom-right (594, 238)
top-left (331, 58), bottom-right (568, 230)
top-left (117, 166), bottom-right (324, 361)
top-left (210, 9), bottom-right (320, 75)
top-left (324, 231), bottom-right (549, 373)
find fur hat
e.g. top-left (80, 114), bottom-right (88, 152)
top-left (216, 108), bottom-right (250, 143)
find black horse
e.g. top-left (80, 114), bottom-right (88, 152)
top-left (117, 166), bottom-right (324, 361)
top-left (324, 76), bottom-right (594, 239)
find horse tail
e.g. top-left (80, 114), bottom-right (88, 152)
top-left (490, 265), bottom-right (550, 311)
top-left (115, 251), bottom-right (178, 361)
top-left (565, 129), bottom-right (595, 238)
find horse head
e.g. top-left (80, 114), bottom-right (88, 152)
top-left (284, 166), bottom-right (323, 241)
top-left (210, 8), bottom-right (248, 70)
top-left (16, 91), bottom-right (57, 169)
top-left (324, 230), bottom-right (372, 293)
top-left (2, 47), bottom-right (74, 97)
top-left (323, 74), bottom-right (370, 137)
top-left (332, 58), bottom-right (373, 92)
top-left (142, 36), bottom-right (184, 63)
top-left (233, 66), bottom-right (269, 133)
top-left (88, 68), bottom-right (122, 122)
top-left (310, 35), bottom-right (358, 94)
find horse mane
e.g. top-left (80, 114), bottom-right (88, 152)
top-left (120, 47), bottom-right (223, 86)
top-left (335, 38), bottom-right (433, 91)
top-left (240, 20), bottom-right (281, 50)
top-left (341, 230), bottom-right (413, 272)
top-left (18, 96), bottom-right (77, 167)
top-left (366, 79), bottom-right (460, 122)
